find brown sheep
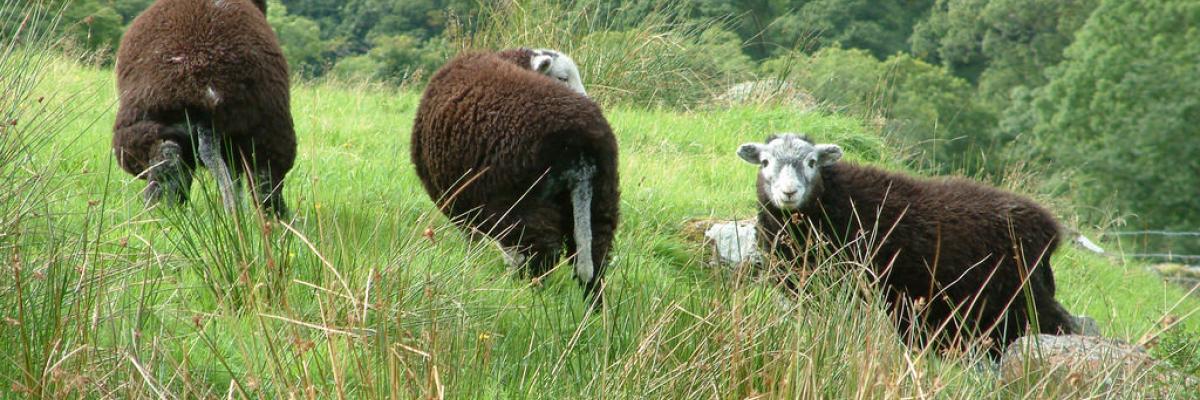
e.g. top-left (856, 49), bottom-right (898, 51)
top-left (112, 0), bottom-right (294, 216)
top-left (737, 133), bottom-right (1077, 354)
top-left (411, 49), bottom-right (619, 306)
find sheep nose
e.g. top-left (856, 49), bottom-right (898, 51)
top-left (781, 189), bottom-right (798, 197)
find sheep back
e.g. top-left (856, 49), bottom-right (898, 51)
top-left (112, 0), bottom-right (293, 178)
top-left (411, 51), bottom-right (618, 223)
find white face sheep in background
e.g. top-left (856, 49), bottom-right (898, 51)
top-left (737, 134), bottom-right (842, 210)
top-left (530, 48), bottom-right (587, 96)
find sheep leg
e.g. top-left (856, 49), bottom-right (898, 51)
top-left (253, 169), bottom-right (289, 218)
top-left (196, 126), bottom-right (238, 213)
top-left (143, 140), bottom-right (192, 207)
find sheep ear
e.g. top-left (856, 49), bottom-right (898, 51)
top-left (532, 55), bottom-right (552, 73)
top-left (815, 144), bottom-right (843, 166)
top-left (737, 143), bottom-right (765, 165)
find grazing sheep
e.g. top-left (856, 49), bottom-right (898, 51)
top-left (495, 47), bottom-right (588, 96)
top-left (112, 0), bottom-right (294, 216)
top-left (737, 133), bottom-right (1077, 353)
top-left (411, 49), bottom-right (619, 305)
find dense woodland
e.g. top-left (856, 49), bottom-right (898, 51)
top-left (17, 0), bottom-right (1200, 242)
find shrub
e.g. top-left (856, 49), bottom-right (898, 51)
top-left (1025, 0), bottom-right (1200, 235)
top-left (446, 0), bottom-right (750, 108)
top-left (762, 47), bottom-right (997, 174)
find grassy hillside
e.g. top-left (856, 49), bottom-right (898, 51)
top-left (3, 55), bottom-right (1198, 398)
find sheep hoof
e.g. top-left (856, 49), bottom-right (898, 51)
top-left (583, 281), bottom-right (604, 311)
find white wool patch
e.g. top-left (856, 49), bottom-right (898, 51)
top-left (206, 86), bottom-right (221, 107)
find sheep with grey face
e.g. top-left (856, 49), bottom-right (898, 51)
top-left (738, 133), bottom-right (1077, 354)
top-left (411, 49), bottom-right (619, 306)
top-left (112, 0), bottom-right (294, 217)
top-left (495, 48), bottom-right (588, 96)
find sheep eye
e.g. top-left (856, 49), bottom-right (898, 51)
top-left (557, 77), bottom-right (569, 82)
top-left (760, 159), bottom-right (769, 167)
top-left (807, 159), bottom-right (816, 168)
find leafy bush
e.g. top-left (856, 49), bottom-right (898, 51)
top-left (1025, 0), bottom-right (1200, 234)
top-left (1153, 325), bottom-right (1200, 378)
top-left (268, 0), bottom-right (327, 77)
top-left (911, 0), bottom-right (1098, 110)
top-left (762, 47), bottom-right (997, 174)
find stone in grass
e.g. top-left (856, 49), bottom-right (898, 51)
top-left (1071, 315), bottom-right (1102, 337)
top-left (999, 334), bottom-right (1197, 397)
top-left (682, 218), bottom-right (762, 266)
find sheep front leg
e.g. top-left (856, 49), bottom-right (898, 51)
top-left (196, 126), bottom-right (238, 213)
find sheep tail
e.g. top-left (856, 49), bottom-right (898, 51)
top-left (567, 157), bottom-right (597, 287)
top-left (196, 125), bottom-right (238, 212)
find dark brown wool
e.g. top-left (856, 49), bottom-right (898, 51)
top-left (411, 50), bottom-right (619, 302)
top-left (758, 162), bottom-right (1076, 353)
top-left (112, 0), bottom-right (293, 214)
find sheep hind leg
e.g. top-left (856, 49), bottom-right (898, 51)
top-left (196, 126), bottom-right (239, 213)
top-left (144, 140), bottom-right (193, 207)
top-left (252, 169), bottom-right (289, 218)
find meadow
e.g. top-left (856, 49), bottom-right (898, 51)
top-left (3, 52), bottom-right (1199, 399)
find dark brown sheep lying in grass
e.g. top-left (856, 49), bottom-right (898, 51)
top-left (738, 133), bottom-right (1077, 354)
top-left (112, 0), bottom-right (294, 216)
top-left (411, 49), bottom-right (619, 306)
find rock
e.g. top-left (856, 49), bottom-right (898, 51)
top-left (1152, 263), bottom-right (1200, 296)
top-left (998, 334), bottom-right (1197, 397)
top-left (682, 218), bottom-right (762, 266)
top-left (1071, 315), bottom-right (1102, 337)
top-left (715, 80), bottom-right (816, 110)
top-left (704, 220), bottom-right (761, 266)
top-left (1152, 263), bottom-right (1200, 279)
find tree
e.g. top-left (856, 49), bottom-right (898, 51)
top-left (764, 48), bottom-right (996, 173)
top-left (53, 0), bottom-right (124, 53)
top-left (781, 0), bottom-right (933, 59)
top-left (1027, 0), bottom-right (1200, 232)
top-left (268, 0), bottom-right (327, 76)
top-left (112, 0), bottom-right (154, 23)
top-left (911, 0), bottom-right (1098, 106)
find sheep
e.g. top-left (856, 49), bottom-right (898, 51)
top-left (411, 49), bottom-right (619, 306)
top-left (737, 133), bottom-right (1077, 354)
top-left (112, 0), bottom-right (294, 217)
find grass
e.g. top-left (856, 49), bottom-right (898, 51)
top-left (3, 48), bottom-right (1200, 399)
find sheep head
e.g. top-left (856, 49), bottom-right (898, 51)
top-left (530, 48), bottom-right (587, 96)
top-left (737, 134), bottom-right (842, 210)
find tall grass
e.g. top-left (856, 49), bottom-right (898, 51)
top-left (445, 0), bottom-right (740, 108)
top-left (1, 1), bottom-right (114, 397)
top-left (2, 2), bottom-right (1200, 397)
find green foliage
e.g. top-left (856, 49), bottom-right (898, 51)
top-left (1027, 0), bottom-right (1200, 232)
top-left (764, 47), bottom-right (997, 173)
top-left (911, 0), bottom-right (1098, 107)
top-left (63, 1), bottom-right (122, 52)
top-left (268, 0), bottom-right (327, 76)
top-left (112, 0), bottom-right (153, 22)
top-left (1153, 325), bottom-right (1200, 377)
top-left (456, 0), bottom-right (749, 107)
top-left (778, 0), bottom-right (933, 59)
